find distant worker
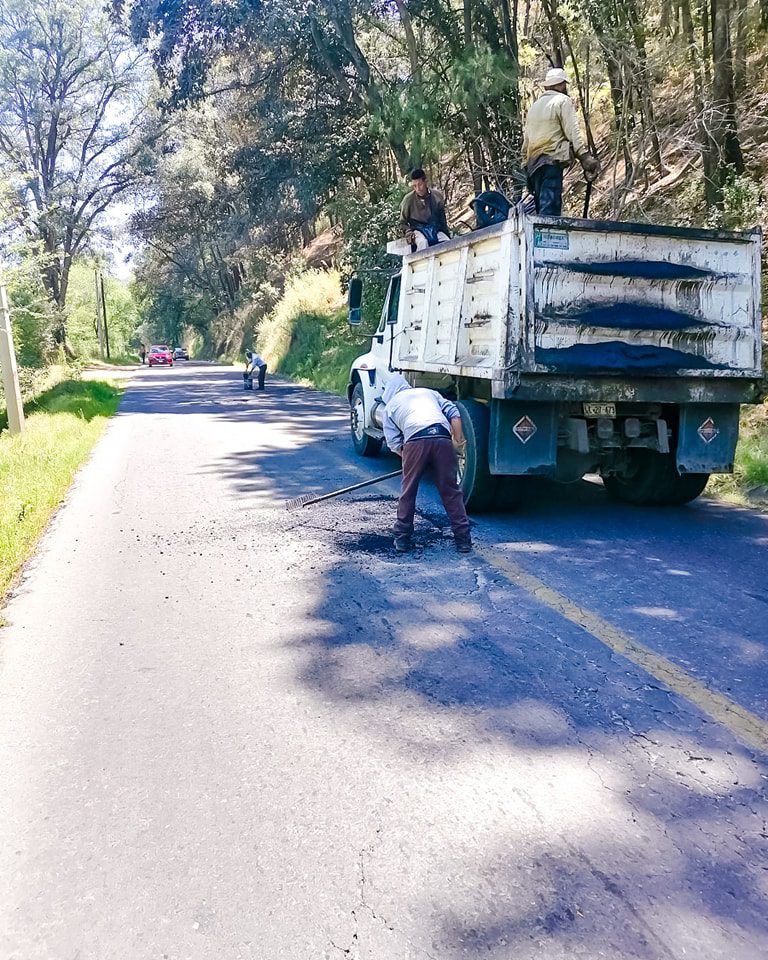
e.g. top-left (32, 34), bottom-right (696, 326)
top-left (244, 350), bottom-right (267, 391)
top-left (138, 342), bottom-right (146, 365)
top-left (399, 168), bottom-right (450, 251)
top-left (522, 68), bottom-right (600, 216)
top-left (382, 375), bottom-right (472, 554)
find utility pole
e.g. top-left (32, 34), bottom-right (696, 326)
top-left (99, 273), bottom-right (111, 360)
top-left (95, 269), bottom-right (106, 359)
top-left (0, 283), bottom-right (25, 434)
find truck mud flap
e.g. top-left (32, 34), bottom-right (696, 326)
top-left (676, 403), bottom-right (740, 474)
top-left (489, 400), bottom-right (557, 476)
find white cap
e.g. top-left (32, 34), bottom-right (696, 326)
top-left (543, 67), bottom-right (568, 88)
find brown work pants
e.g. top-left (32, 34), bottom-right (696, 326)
top-left (394, 438), bottom-right (471, 544)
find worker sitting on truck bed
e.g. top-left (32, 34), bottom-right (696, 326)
top-left (522, 68), bottom-right (599, 216)
top-left (399, 169), bottom-right (450, 251)
top-left (382, 375), bottom-right (472, 555)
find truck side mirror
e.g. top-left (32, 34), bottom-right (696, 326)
top-left (348, 277), bottom-right (363, 326)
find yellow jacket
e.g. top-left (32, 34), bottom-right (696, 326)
top-left (522, 91), bottom-right (586, 167)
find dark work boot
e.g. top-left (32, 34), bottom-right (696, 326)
top-left (455, 538), bottom-right (473, 554)
top-left (394, 536), bottom-right (412, 553)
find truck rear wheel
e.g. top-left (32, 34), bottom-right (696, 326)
top-left (456, 399), bottom-right (498, 512)
top-left (603, 450), bottom-right (709, 506)
top-left (657, 472), bottom-right (710, 506)
top-left (350, 383), bottom-right (382, 457)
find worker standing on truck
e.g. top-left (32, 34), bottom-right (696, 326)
top-left (399, 169), bottom-right (450, 251)
top-left (382, 375), bottom-right (472, 554)
top-left (522, 68), bottom-right (599, 216)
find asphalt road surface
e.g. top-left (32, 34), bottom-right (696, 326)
top-left (2, 363), bottom-right (767, 960)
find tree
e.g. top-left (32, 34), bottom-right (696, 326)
top-left (0, 0), bottom-right (152, 351)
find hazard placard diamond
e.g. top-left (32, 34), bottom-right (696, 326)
top-left (513, 415), bottom-right (537, 444)
top-left (697, 417), bottom-right (719, 444)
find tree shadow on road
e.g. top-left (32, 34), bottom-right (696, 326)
top-left (283, 517), bottom-right (768, 958)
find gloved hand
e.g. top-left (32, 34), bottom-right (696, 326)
top-left (579, 152), bottom-right (600, 181)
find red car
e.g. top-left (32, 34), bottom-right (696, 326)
top-left (148, 344), bottom-right (173, 367)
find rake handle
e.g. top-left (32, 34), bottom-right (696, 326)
top-left (297, 469), bottom-right (402, 508)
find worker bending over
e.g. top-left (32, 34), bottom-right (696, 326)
top-left (522, 68), bottom-right (599, 216)
top-left (244, 350), bottom-right (267, 390)
top-left (399, 168), bottom-right (450, 251)
top-left (382, 375), bottom-right (472, 554)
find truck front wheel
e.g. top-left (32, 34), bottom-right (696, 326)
top-left (603, 450), bottom-right (709, 506)
top-left (456, 399), bottom-right (498, 512)
top-left (350, 383), bottom-right (383, 458)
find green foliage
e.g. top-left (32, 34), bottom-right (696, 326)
top-left (332, 184), bottom-right (407, 328)
top-left (66, 263), bottom-right (141, 359)
top-left (5, 264), bottom-right (56, 367)
top-left (737, 431), bottom-right (768, 488)
top-left (707, 170), bottom-right (766, 230)
top-left (733, 404), bottom-right (768, 488)
top-left (0, 378), bottom-right (122, 601)
top-left (708, 404), bottom-right (768, 504)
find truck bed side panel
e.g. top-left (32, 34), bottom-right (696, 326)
top-left (396, 223), bottom-right (520, 379)
top-left (527, 219), bottom-right (761, 377)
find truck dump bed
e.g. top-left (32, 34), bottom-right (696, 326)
top-left (389, 214), bottom-right (762, 384)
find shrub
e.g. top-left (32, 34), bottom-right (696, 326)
top-left (256, 269), bottom-right (372, 394)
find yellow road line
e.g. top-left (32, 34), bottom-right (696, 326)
top-left (477, 545), bottom-right (768, 755)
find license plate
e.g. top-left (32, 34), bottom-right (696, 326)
top-left (583, 403), bottom-right (616, 417)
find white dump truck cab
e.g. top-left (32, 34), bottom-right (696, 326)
top-left (347, 273), bottom-right (401, 457)
top-left (346, 212), bottom-right (763, 511)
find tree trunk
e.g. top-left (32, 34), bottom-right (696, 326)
top-left (625, 0), bottom-right (664, 172)
top-left (463, 0), bottom-right (472, 45)
top-left (598, 35), bottom-right (634, 179)
top-left (681, 0), bottom-right (719, 206)
top-left (394, 0), bottom-right (424, 165)
top-left (558, 17), bottom-right (598, 154)
top-left (733, 0), bottom-right (747, 94)
top-left (711, 0), bottom-right (745, 180)
top-left (540, 0), bottom-right (565, 66)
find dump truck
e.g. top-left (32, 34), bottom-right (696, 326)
top-left (346, 211), bottom-right (763, 510)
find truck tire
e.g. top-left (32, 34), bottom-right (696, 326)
top-left (350, 383), bottom-right (382, 458)
top-left (657, 472), bottom-right (710, 506)
top-left (456, 399), bottom-right (498, 512)
top-left (603, 450), bottom-right (708, 506)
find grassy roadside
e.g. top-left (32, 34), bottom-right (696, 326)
top-left (0, 379), bottom-right (123, 606)
top-left (708, 402), bottom-right (768, 508)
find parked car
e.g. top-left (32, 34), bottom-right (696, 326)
top-left (148, 345), bottom-right (173, 367)
top-left (173, 347), bottom-right (189, 360)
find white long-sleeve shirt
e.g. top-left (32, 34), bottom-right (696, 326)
top-left (382, 377), bottom-right (459, 453)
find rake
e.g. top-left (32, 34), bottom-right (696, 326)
top-left (285, 469), bottom-right (402, 511)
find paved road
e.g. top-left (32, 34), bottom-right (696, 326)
top-left (2, 363), bottom-right (767, 960)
